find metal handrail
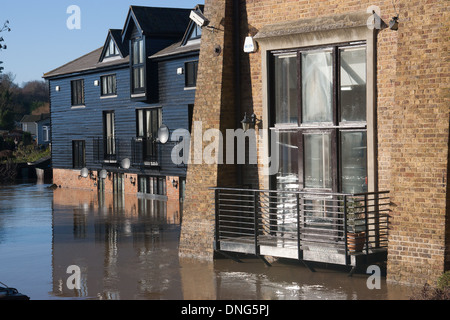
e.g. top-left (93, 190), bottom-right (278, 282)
top-left (212, 187), bottom-right (390, 264)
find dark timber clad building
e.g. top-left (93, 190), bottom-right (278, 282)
top-left (44, 5), bottom-right (203, 201)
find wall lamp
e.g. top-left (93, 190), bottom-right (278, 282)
top-left (130, 176), bottom-right (136, 186)
top-left (172, 178), bottom-right (178, 189)
top-left (241, 113), bottom-right (260, 132)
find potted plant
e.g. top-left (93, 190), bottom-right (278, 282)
top-left (346, 199), bottom-right (366, 253)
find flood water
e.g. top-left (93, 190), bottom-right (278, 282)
top-left (0, 183), bottom-right (413, 301)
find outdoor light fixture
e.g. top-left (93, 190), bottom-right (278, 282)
top-left (244, 36), bottom-right (258, 53)
top-left (130, 176), bottom-right (136, 186)
top-left (172, 179), bottom-right (178, 189)
top-left (55, 86), bottom-right (60, 92)
top-left (389, 15), bottom-right (399, 30)
top-left (94, 80), bottom-right (99, 86)
top-left (241, 113), bottom-right (259, 132)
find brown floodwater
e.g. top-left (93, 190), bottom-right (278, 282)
top-left (0, 183), bottom-right (413, 300)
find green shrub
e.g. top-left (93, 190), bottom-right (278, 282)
top-left (437, 271), bottom-right (450, 290)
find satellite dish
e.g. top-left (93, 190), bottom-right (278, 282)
top-left (80, 168), bottom-right (89, 179)
top-left (158, 124), bottom-right (170, 144)
top-left (99, 170), bottom-right (108, 180)
top-left (121, 158), bottom-right (131, 170)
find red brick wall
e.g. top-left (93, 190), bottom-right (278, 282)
top-left (53, 168), bottom-right (138, 195)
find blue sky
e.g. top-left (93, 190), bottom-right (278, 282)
top-left (0, 0), bottom-right (203, 86)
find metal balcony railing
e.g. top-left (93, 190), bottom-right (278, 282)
top-left (131, 137), bottom-right (159, 166)
top-left (212, 187), bottom-right (390, 266)
top-left (93, 137), bottom-right (127, 163)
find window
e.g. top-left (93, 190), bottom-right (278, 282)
top-left (185, 61), bottom-right (198, 88)
top-left (101, 74), bottom-right (117, 96)
top-left (71, 79), bottom-right (85, 106)
top-left (138, 176), bottom-right (167, 196)
top-left (131, 37), bottom-right (145, 94)
top-left (136, 108), bottom-right (162, 162)
top-left (103, 111), bottom-right (115, 159)
top-left (72, 140), bottom-right (86, 169)
top-left (105, 39), bottom-right (119, 58)
top-left (136, 108), bottom-right (161, 139)
top-left (271, 43), bottom-right (368, 194)
top-left (43, 126), bottom-right (50, 142)
top-left (189, 24), bottom-right (202, 41)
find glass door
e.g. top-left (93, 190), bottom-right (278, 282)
top-left (103, 111), bottom-right (115, 160)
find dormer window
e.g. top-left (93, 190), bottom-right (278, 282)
top-left (189, 24), bottom-right (202, 41)
top-left (131, 37), bottom-right (145, 95)
top-left (105, 39), bottom-right (119, 58)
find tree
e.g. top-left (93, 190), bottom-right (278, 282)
top-left (0, 73), bottom-right (15, 130)
top-left (0, 20), bottom-right (11, 74)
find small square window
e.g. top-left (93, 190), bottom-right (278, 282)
top-left (101, 74), bottom-right (117, 96)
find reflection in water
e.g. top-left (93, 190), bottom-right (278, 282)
top-left (0, 184), bottom-right (412, 300)
top-left (52, 188), bottom-right (182, 300)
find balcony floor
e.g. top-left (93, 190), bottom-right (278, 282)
top-left (217, 235), bottom-right (387, 267)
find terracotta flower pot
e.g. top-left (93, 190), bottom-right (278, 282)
top-left (347, 232), bottom-right (365, 253)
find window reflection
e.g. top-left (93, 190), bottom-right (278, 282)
top-left (340, 131), bottom-right (367, 193)
top-left (302, 50), bottom-right (333, 123)
top-left (303, 133), bottom-right (332, 189)
top-left (274, 54), bottom-right (298, 125)
top-left (340, 47), bottom-right (366, 122)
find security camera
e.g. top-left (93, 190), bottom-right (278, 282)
top-left (190, 9), bottom-right (209, 28)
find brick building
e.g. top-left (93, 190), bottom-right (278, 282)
top-left (179, 0), bottom-right (449, 286)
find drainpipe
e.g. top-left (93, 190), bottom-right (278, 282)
top-left (233, 0), bottom-right (242, 186)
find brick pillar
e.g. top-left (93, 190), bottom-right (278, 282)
top-left (386, 0), bottom-right (450, 286)
top-left (179, 0), bottom-right (237, 260)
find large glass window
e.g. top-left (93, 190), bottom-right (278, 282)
top-left (303, 132), bottom-right (332, 189)
top-left (136, 108), bottom-right (162, 162)
top-left (138, 176), bottom-right (166, 196)
top-left (274, 53), bottom-right (298, 125)
top-left (271, 43), bottom-right (368, 194)
top-left (301, 50), bottom-right (333, 124)
top-left (103, 111), bottom-right (115, 158)
top-left (340, 47), bottom-right (367, 122)
top-left (340, 131), bottom-right (367, 194)
top-left (131, 38), bottom-right (145, 94)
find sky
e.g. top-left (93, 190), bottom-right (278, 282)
top-left (0, 0), bottom-right (203, 86)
